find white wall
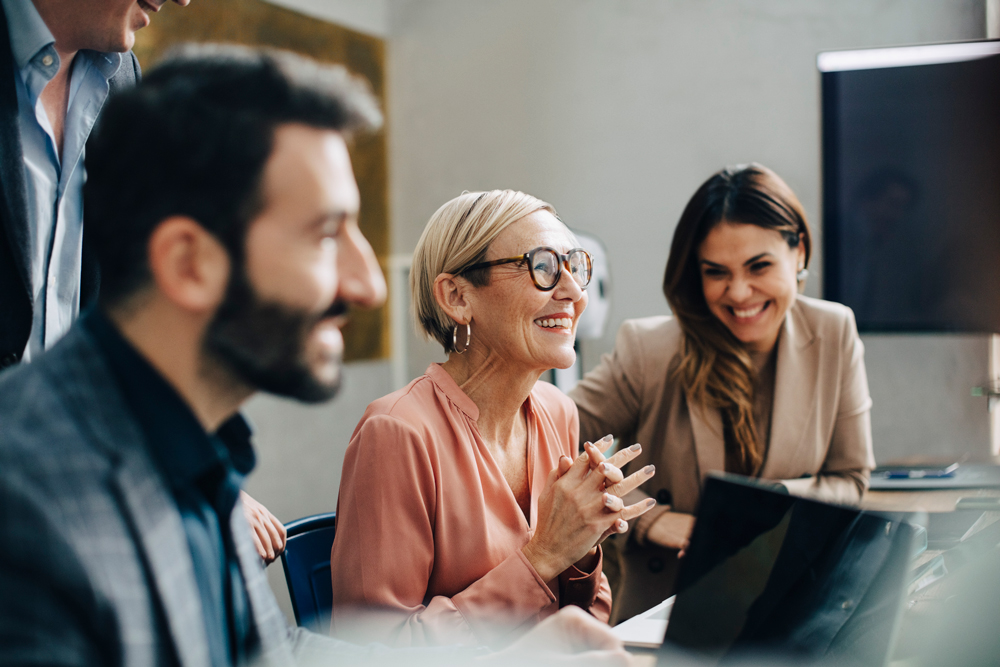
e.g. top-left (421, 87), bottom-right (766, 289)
top-left (863, 334), bottom-right (999, 463)
top-left (263, 0), bottom-right (388, 36)
top-left (388, 0), bottom-right (989, 452)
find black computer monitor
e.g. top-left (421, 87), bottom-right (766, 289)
top-left (663, 474), bottom-right (917, 664)
top-left (820, 40), bottom-right (1000, 332)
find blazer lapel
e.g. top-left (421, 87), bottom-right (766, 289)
top-left (46, 329), bottom-right (212, 667)
top-left (761, 302), bottom-right (819, 479)
top-left (687, 395), bottom-right (726, 482)
top-left (0, 5), bottom-right (32, 296)
top-left (112, 454), bottom-right (213, 667)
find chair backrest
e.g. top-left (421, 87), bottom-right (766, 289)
top-left (280, 512), bottom-right (336, 632)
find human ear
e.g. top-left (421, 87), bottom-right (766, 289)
top-left (147, 216), bottom-right (230, 314)
top-left (432, 273), bottom-right (473, 325)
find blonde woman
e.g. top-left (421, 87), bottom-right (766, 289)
top-left (571, 164), bottom-right (875, 622)
top-left (330, 190), bottom-right (655, 647)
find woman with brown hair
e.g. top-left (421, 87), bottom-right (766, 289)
top-left (570, 164), bottom-right (875, 623)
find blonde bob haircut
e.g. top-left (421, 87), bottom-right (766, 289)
top-left (411, 190), bottom-right (557, 352)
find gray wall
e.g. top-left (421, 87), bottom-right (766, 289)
top-left (264, 0), bottom-right (388, 36)
top-left (388, 0), bottom-right (991, 455)
top-left (388, 0), bottom-right (984, 363)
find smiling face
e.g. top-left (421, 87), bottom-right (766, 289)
top-left (698, 221), bottom-right (804, 354)
top-left (203, 124), bottom-right (386, 401)
top-left (464, 211), bottom-right (588, 374)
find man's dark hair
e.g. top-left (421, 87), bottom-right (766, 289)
top-left (85, 44), bottom-right (382, 307)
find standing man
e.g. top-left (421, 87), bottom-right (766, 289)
top-left (0, 45), bottom-right (630, 665)
top-left (0, 0), bottom-right (189, 369)
top-left (0, 0), bottom-right (288, 563)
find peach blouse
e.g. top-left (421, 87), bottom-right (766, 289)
top-left (330, 364), bottom-right (612, 647)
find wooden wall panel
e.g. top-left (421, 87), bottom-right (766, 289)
top-left (134, 0), bottom-right (389, 361)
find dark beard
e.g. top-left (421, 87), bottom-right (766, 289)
top-left (203, 263), bottom-right (345, 403)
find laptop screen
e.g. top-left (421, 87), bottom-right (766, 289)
top-left (663, 474), bottom-right (915, 664)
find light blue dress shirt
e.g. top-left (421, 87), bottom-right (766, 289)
top-left (1, 0), bottom-right (121, 362)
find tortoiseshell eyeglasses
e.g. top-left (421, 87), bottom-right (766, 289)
top-left (459, 246), bottom-right (593, 291)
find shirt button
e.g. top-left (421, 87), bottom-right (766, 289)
top-left (42, 54), bottom-right (54, 67)
top-left (841, 599), bottom-right (853, 610)
top-left (648, 557), bottom-right (665, 574)
top-left (656, 489), bottom-right (672, 505)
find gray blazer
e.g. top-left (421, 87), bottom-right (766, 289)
top-left (0, 326), bottom-right (321, 666)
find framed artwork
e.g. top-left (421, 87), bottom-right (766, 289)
top-left (133, 0), bottom-right (389, 361)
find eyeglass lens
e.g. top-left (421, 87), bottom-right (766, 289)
top-left (530, 249), bottom-right (592, 289)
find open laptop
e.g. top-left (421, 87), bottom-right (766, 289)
top-left (614, 473), bottom-right (917, 665)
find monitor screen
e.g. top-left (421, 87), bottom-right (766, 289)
top-left (664, 475), bottom-right (916, 663)
top-left (820, 41), bottom-right (1000, 332)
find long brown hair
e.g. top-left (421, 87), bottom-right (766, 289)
top-left (663, 164), bottom-right (811, 474)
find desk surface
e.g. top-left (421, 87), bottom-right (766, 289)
top-left (862, 486), bottom-right (1000, 512)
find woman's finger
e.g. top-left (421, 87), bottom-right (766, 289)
top-left (595, 461), bottom-right (624, 486)
top-left (583, 435), bottom-right (614, 466)
top-left (603, 442), bottom-right (642, 470)
top-left (254, 522), bottom-right (274, 561)
top-left (249, 527), bottom-right (267, 561)
top-left (562, 449), bottom-right (595, 482)
top-left (262, 511), bottom-right (284, 552)
top-left (602, 493), bottom-right (625, 513)
top-left (598, 518), bottom-right (629, 543)
top-left (606, 464), bottom-right (655, 497)
top-left (619, 497), bottom-right (656, 521)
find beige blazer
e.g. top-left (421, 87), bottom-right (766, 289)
top-left (569, 295), bottom-right (875, 623)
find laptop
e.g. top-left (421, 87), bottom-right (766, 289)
top-left (615, 473), bottom-right (917, 665)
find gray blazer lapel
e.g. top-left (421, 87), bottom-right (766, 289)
top-left (230, 504), bottom-right (296, 665)
top-left (761, 302), bottom-right (819, 479)
top-left (112, 455), bottom-right (213, 667)
top-left (688, 396), bottom-right (725, 482)
top-left (44, 329), bottom-right (212, 667)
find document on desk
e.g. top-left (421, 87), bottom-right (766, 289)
top-left (612, 596), bottom-right (674, 648)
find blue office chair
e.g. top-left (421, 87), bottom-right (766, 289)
top-left (280, 512), bottom-right (337, 632)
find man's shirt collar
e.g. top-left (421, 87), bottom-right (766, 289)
top-left (1, 0), bottom-right (122, 80)
top-left (1, 0), bottom-right (54, 70)
top-left (82, 309), bottom-right (256, 488)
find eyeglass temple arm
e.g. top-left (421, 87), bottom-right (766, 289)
top-left (461, 254), bottom-right (530, 272)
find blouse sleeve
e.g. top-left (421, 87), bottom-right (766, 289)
top-left (330, 414), bottom-right (558, 648)
top-left (782, 308), bottom-right (875, 502)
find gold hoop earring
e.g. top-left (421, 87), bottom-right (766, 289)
top-left (453, 322), bottom-right (471, 354)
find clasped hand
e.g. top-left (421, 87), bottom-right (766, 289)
top-left (522, 436), bottom-right (655, 582)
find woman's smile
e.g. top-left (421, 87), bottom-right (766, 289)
top-left (728, 300), bottom-right (771, 322)
top-left (533, 314), bottom-right (574, 332)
